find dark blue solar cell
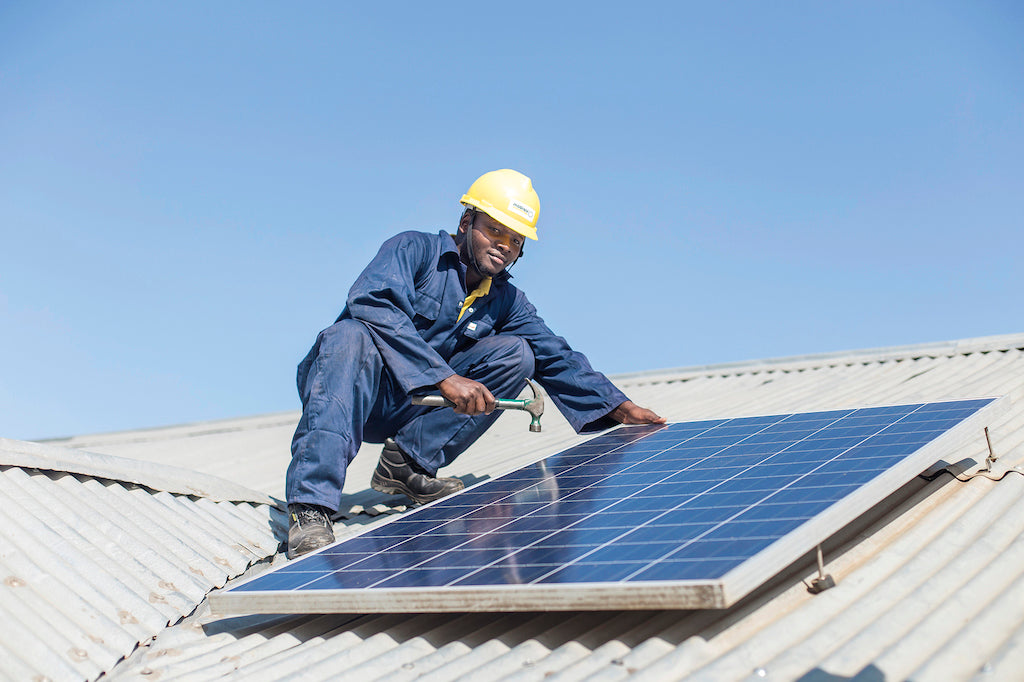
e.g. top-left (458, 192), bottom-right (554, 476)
top-left (561, 483), bottom-right (644, 503)
top-left (298, 569), bottom-right (388, 590)
top-left (539, 561), bottom-right (649, 584)
top-left (413, 547), bottom-right (513, 569)
top-left (497, 514), bottom-right (566, 534)
top-left (231, 570), bottom-right (317, 592)
top-left (587, 508), bottom-right (663, 528)
top-left (653, 505), bottom-right (740, 525)
top-left (541, 523), bottom-right (637, 546)
top-left (344, 549), bottom-right (428, 570)
top-left (364, 567), bottom-right (470, 589)
top-left (506, 543), bottom-right (597, 566)
top-left (712, 475), bottom-right (792, 494)
top-left (618, 522), bottom-right (719, 544)
top-left (604, 494), bottom-right (689, 513)
top-left (582, 541), bottom-right (683, 564)
top-left (455, 563), bottom-right (559, 586)
top-left (769, 450), bottom-right (842, 466)
top-left (850, 443), bottom-right (921, 460)
top-left (325, 534), bottom-right (405, 554)
top-left (601, 471), bottom-right (674, 488)
top-left (632, 557), bottom-right (742, 581)
top-left (765, 485), bottom-right (850, 506)
top-left (268, 550), bottom-right (361, 574)
top-left (703, 517), bottom-right (801, 541)
top-left (733, 501), bottom-right (816, 521)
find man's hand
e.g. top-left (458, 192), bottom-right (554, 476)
top-left (438, 374), bottom-right (496, 415)
top-left (609, 400), bottom-right (666, 425)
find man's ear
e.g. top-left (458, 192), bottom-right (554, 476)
top-left (457, 209), bottom-right (473, 236)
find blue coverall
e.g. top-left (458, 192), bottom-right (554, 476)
top-left (286, 230), bottom-right (629, 512)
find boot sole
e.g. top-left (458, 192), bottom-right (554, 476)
top-left (287, 530), bottom-right (335, 560)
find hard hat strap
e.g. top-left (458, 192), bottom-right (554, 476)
top-left (464, 209), bottom-right (487, 278)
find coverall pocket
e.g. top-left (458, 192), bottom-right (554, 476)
top-left (412, 292), bottom-right (442, 321)
top-left (460, 318), bottom-right (495, 340)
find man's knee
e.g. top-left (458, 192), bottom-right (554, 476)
top-left (297, 319), bottom-right (380, 400)
top-left (503, 336), bottom-right (535, 378)
top-left (317, 318), bottom-right (376, 356)
top-left (459, 334), bottom-right (535, 382)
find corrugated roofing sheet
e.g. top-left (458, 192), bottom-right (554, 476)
top-left (10, 332), bottom-right (1024, 681)
top-left (0, 441), bottom-right (280, 681)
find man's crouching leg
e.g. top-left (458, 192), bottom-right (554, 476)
top-left (286, 319), bottom-right (385, 558)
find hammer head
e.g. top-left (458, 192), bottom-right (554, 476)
top-left (523, 379), bottom-right (545, 432)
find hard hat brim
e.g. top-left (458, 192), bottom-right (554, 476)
top-left (460, 196), bottom-right (539, 241)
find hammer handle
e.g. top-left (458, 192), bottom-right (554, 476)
top-left (411, 395), bottom-right (527, 411)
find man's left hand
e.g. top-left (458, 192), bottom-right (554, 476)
top-left (609, 400), bottom-right (666, 425)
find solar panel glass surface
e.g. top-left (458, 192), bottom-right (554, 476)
top-left (220, 398), bottom-right (995, 611)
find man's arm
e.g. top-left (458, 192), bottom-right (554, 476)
top-left (344, 232), bottom-right (456, 393)
top-left (498, 287), bottom-right (663, 431)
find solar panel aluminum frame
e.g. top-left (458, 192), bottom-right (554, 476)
top-left (211, 397), bottom-right (1007, 614)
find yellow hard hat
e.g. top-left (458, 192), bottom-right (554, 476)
top-left (460, 169), bottom-right (540, 241)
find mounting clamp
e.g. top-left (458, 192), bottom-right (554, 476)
top-left (807, 545), bottom-right (836, 594)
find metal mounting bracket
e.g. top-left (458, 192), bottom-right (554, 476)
top-left (922, 427), bottom-right (1024, 483)
top-left (807, 545), bottom-right (836, 594)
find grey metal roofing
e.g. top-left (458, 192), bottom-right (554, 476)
top-left (0, 439), bottom-right (280, 681)
top-left (8, 331), bottom-right (1024, 681)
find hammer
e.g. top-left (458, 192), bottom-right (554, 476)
top-left (411, 378), bottom-right (545, 432)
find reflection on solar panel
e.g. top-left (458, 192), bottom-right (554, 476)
top-left (212, 398), bottom-right (1000, 614)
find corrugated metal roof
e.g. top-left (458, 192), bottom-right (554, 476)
top-left (0, 440), bottom-right (280, 681)
top-left (9, 332), bottom-right (1024, 681)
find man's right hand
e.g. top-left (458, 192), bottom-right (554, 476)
top-left (438, 374), bottom-right (496, 415)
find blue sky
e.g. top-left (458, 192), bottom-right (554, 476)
top-left (2, 2), bottom-right (1022, 440)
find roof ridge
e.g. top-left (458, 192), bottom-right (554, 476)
top-left (612, 331), bottom-right (1024, 383)
top-left (0, 436), bottom-right (276, 505)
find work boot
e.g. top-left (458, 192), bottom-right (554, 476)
top-left (286, 503), bottom-right (335, 559)
top-left (370, 438), bottom-right (465, 504)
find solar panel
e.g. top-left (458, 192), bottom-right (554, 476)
top-left (211, 398), bottom-right (1001, 614)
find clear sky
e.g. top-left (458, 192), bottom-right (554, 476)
top-left (2, 2), bottom-right (1022, 441)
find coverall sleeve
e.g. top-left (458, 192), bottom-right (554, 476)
top-left (500, 287), bottom-right (629, 433)
top-left (345, 233), bottom-right (456, 393)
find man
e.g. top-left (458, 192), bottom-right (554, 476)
top-left (286, 169), bottom-right (664, 558)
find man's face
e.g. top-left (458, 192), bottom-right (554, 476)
top-left (459, 211), bottom-right (525, 278)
